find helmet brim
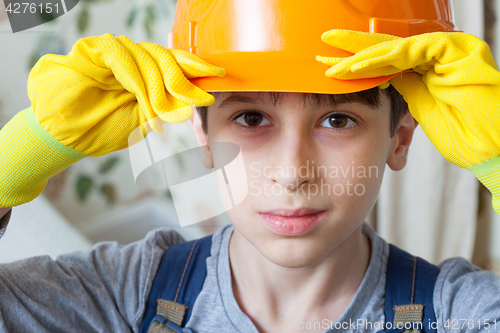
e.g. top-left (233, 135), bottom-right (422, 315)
top-left (190, 52), bottom-right (398, 95)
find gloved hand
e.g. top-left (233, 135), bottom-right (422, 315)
top-left (316, 30), bottom-right (500, 216)
top-left (0, 33), bottom-right (225, 208)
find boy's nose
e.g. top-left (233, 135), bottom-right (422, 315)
top-left (268, 133), bottom-right (317, 191)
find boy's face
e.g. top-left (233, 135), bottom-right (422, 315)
top-left (190, 91), bottom-right (415, 268)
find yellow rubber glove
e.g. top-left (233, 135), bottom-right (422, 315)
top-left (317, 30), bottom-right (500, 216)
top-left (0, 33), bottom-right (225, 208)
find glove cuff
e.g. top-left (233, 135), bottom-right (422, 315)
top-left (468, 156), bottom-right (500, 216)
top-left (0, 107), bottom-right (87, 207)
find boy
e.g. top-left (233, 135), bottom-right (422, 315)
top-left (1, 0), bottom-right (500, 333)
top-left (0, 90), bottom-right (499, 333)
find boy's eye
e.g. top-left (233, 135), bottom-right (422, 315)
top-left (320, 113), bottom-right (357, 129)
top-left (234, 111), bottom-right (271, 127)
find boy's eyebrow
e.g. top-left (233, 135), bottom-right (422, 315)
top-left (218, 95), bottom-right (269, 109)
top-left (217, 93), bottom-right (380, 110)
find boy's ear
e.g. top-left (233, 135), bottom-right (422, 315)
top-left (188, 108), bottom-right (214, 169)
top-left (386, 110), bottom-right (417, 171)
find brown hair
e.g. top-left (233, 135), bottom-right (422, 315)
top-left (196, 85), bottom-right (408, 137)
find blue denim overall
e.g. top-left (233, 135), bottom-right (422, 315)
top-left (140, 236), bottom-right (439, 333)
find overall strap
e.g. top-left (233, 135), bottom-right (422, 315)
top-left (139, 235), bottom-right (213, 333)
top-left (381, 244), bottom-right (440, 333)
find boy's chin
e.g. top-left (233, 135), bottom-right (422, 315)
top-left (254, 235), bottom-right (342, 269)
top-left (241, 219), bottom-right (367, 269)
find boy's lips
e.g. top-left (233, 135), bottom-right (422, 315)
top-left (259, 208), bottom-right (327, 235)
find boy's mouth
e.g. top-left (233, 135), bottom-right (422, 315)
top-left (259, 208), bottom-right (327, 236)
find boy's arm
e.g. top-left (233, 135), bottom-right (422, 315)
top-left (0, 208), bottom-right (12, 238)
top-left (0, 227), bottom-right (185, 332)
top-left (435, 257), bottom-right (500, 332)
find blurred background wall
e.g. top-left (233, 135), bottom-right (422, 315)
top-left (0, 0), bottom-right (230, 262)
top-left (1, 0), bottom-right (500, 273)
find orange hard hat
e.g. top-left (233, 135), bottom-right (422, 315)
top-left (171, 0), bottom-right (459, 94)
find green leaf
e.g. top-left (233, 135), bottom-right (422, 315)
top-left (145, 4), bottom-right (156, 20)
top-left (164, 189), bottom-right (173, 201)
top-left (100, 183), bottom-right (117, 205)
top-left (174, 153), bottom-right (184, 170)
top-left (143, 4), bottom-right (156, 38)
top-left (77, 8), bottom-right (89, 34)
top-left (178, 136), bottom-right (189, 150)
top-left (126, 7), bottom-right (138, 28)
top-left (99, 156), bottom-right (120, 174)
top-left (144, 16), bottom-right (153, 39)
top-left (76, 175), bottom-right (93, 201)
top-left (28, 53), bottom-right (40, 70)
top-left (39, 9), bottom-right (56, 24)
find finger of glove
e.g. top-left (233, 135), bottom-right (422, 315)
top-left (317, 54), bottom-right (404, 79)
top-left (112, 35), bottom-right (172, 133)
top-left (320, 29), bottom-right (400, 54)
top-left (317, 31), bottom-right (398, 77)
top-left (131, 42), bottom-right (203, 127)
top-left (168, 48), bottom-right (226, 79)
top-left (139, 43), bottom-right (217, 110)
top-left (389, 72), bottom-right (436, 126)
top-left (326, 61), bottom-right (403, 79)
top-left (316, 56), bottom-right (345, 67)
top-left (323, 39), bottom-right (432, 79)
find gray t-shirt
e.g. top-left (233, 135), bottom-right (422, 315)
top-left (0, 211), bottom-right (499, 332)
